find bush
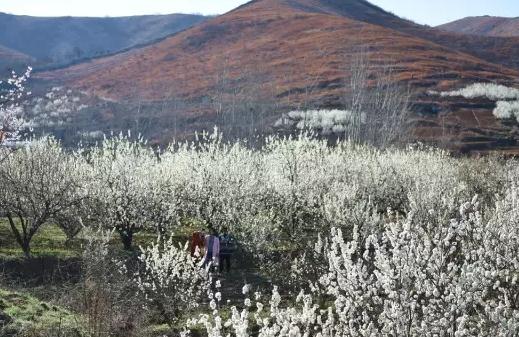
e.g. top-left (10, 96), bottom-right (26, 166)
top-left (134, 237), bottom-right (210, 326)
top-left (192, 194), bottom-right (519, 336)
top-left (437, 83), bottom-right (519, 122)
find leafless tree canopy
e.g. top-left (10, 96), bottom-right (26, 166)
top-left (344, 50), bottom-right (412, 148)
top-left (210, 58), bottom-right (280, 140)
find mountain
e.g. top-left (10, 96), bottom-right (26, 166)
top-left (438, 16), bottom-right (519, 37)
top-left (36, 0), bottom-right (519, 152)
top-left (41, 0), bottom-right (519, 99)
top-left (0, 12), bottom-right (207, 68)
top-left (272, 0), bottom-right (519, 71)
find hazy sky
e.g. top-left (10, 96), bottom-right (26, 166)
top-left (0, 0), bottom-right (518, 26)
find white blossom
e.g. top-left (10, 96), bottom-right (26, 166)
top-left (275, 109), bottom-right (358, 135)
top-left (0, 67), bottom-right (31, 145)
top-left (439, 83), bottom-right (519, 100)
top-left (435, 83), bottom-right (519, 122)
top-left (135, 237), bottom-right (210, 325)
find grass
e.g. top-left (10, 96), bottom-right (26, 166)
top-left (0, 288), bottom-right (83, 336)
top-left (0, 285), bottom-right (215, 337)
top-left (0, 219), bottom-right (83, 259)
top-left (0, 219), bottom-right (191, 260)
top-left (0, 218), bottom-right (270, 336)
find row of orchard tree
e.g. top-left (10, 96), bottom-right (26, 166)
top-left (1, 131), bottom-right (519, 334)
top-left (1, 69), bottom-right (519, 335)
top-left (0, 129), bottom-right (503, 259)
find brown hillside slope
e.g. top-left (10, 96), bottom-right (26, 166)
top-left (38, 0), bottom-right (519, 152)
top-left (438, 16), bottom-right (519, 37)
top-left (39, 0), bottom-right (519, 101)
top-left (263, 0), bottom-right (519, 71)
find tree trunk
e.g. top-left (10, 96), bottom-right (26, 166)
top-left (21, 241), bottom-right (31, 259)
top-left (156, 226), bottom-right (168, 246)
top-left (7, 214), bottom-right (32, 259)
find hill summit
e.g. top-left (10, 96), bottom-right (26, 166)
top-left (438, 16), bottom-right (519, 37)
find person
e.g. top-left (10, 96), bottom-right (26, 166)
top-left (218, 227), bottom-right (236, 273)
top-left (203, 228), bottom-right (220, 269)
top-left (190, 231), bottom-right (205, 258)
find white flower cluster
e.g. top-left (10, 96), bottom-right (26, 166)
top-left (17, 131), bottom-right (498, 268)
top-left (84, 133), bottom-right (179, 249)
top-left (136, 237), bottom-right (210, 325)
top-left (317, 199), bottom-right (519, 336)
top-left (78, 130), bottom-right (104, 140)
top-left (1, 132), bottom-right (518, 334)
top-left (0, 137), bottom-right (88, 257)
top-left (0, 67), bottom-right (31, 144)
top-left (494, 101), bottom-right (519, 120)
top-left (275, 109), bottom-right (358, 135)
top-left (192, 192), bottom-right (519, 336)
top-left (25, 86), bottom-right (88, 130)
top-left (436, 83), bottom-right (519, 122)
top-left (439, 83), bottom-right (519, 100)
top-left (188, 286), bottom-right (330, 337)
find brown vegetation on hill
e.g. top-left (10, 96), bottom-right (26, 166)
top-left (37, 0), bottom-right (519, 152)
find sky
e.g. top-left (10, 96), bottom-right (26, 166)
top-left (0, 0), bottom-right (518, 26)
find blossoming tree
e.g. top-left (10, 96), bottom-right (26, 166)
top-left (0, 67), bottom-right (31, 158)
top-left (0, 137), bottom-right (86, 257)
top-left (86, 135), bottom-right (177, 250)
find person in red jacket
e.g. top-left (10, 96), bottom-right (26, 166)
top-left (190, 231), bottom-right (205, 258)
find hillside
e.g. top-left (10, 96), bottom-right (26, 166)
top-left (0, 44), bottom-right (33, 72)
top-left (40, 0), bottom-right (519, 99)
top-left (273, 0), bottom-right (519, 71)
top-left (36, 0), bottom-right (519, 152)
top-left (438, 16), bottom-right (519, 37)
top-left (0, 12), bottom-right (207, 68)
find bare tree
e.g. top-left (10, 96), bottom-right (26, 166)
top-left (344, 49), bottom-right (411, 147)
top-left (210, 58), bottom-right (280, 141)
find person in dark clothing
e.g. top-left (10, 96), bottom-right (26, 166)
top-left (218, 227), bottom-right (236, 273)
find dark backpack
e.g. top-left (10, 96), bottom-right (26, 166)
top-left (219, 234), bottom-right (236, 255)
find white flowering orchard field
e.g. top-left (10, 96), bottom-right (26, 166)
top-left (0, 129), bottom-right (518, 336)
